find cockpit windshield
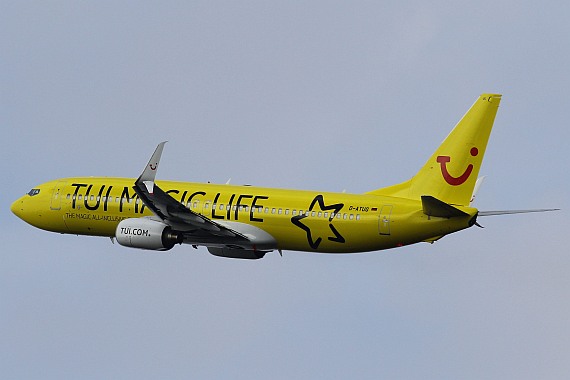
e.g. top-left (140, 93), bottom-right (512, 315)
top-left (27, 189), bottom-right (40, 196)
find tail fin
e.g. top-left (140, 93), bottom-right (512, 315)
top-left (368, 94), bottom-right (502, 206)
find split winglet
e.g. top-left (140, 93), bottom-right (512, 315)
top-left (136, 141), bottom-right (167, 194)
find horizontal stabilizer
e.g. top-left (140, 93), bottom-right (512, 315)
top-left (422, 195), bottom-right (469, 218)
top-left (478, 208), bottom-right (559, 216)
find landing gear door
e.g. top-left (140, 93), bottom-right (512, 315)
top-left (378, 205), bottom-right (393, 235)
top-left (50, 181), bottom-right (67, 210)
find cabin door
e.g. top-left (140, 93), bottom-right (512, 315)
top-left (50, 181), bottom-right (66, 210)
top-left (378, 205), bottom-right (393, 235)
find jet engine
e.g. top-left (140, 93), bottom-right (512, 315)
top-left (207, 247), bottom-right (267, 260)
top-left (115, 218), bottom-right (183, 251)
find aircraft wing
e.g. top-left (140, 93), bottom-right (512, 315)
top-left (132, 142), bottom-right (249, 244)
top-left (133, 182), bottom-right (249, 240)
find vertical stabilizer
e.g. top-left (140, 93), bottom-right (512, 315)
top-left (368, 94), bottom-right (501, 205)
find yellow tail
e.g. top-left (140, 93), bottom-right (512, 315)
top-left (368, 94), bottom-right (502, 206)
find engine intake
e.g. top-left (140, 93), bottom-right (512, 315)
top-left (116, 218), bottom-right (183, 251)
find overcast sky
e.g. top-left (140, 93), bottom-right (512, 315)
top-left (2, 1), bottom-right (569, 379)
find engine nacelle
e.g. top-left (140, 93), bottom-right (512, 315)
top-left (115, 218), bottom-right (183, 251)
top-left (207, 247), bottom-right (267, 260)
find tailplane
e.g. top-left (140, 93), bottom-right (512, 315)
top-left (368, 94), bottom-right (502, 206)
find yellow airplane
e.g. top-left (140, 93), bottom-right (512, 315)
top-left (11, 94), bottom-right (556, 259)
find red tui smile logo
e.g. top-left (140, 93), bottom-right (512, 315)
top-left (437, 147), bottom-right (478, 186)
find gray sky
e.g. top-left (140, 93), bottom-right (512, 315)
top-left (2, 1), bottom-right (569, 379)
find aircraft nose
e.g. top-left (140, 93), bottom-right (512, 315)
top-left (11, 197), bottom-right (25, 220)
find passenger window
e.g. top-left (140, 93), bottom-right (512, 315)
top-left (349, 214), bottom-right (354, 220)
top-left (356, 215), bottom-right (361, 221)
top-left (285, 209), bottom-right (290, 215)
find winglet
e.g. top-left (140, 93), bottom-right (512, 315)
top-left (136, 141), bottom-right (167, 194)
top-left (469, 176), bottom-right (486, 206)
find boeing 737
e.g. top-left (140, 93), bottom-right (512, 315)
top-left (11, 94), bottom-right (556, 259)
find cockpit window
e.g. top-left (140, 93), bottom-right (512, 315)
top-left (27, 189), bottom-right (40, 196)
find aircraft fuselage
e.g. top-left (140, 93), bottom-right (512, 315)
top-left (12, 177), bottom-right (477, 253)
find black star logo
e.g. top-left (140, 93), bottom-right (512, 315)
top-left (291, 195), bottom-right (346, 249)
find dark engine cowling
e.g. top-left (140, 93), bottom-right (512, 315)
top-left (115, 218), bottom-right (183, 251)
top-left (207, 247), bottom-right (267, 260)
